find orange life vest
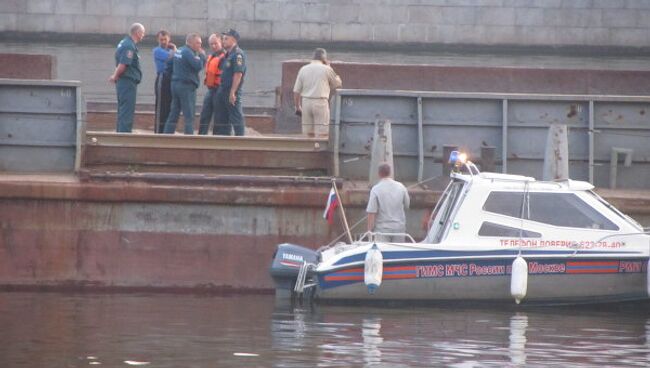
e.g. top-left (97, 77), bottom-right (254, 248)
top-left (204, 52), bottom-right (224, 88)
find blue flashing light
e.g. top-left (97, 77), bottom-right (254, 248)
top-left (448, 150), bottom-right (460, 164)
top-left (448, 151), bottom-right (468, 169)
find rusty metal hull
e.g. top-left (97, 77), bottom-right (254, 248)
top-left (0, 53), bottom-right (56, 79)
top-left (0, 175), bottom-right (434, 292)
top-left (0, 193), bottom-right (336, 291)
top-left (1, 174), bottom-right (650, 292)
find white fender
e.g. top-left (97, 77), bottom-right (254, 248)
top-left (364, 243), bottom-right (383, 295)
top-left (510, 256), bottom-right (528, 304)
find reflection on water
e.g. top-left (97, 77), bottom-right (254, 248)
top-left (0, 292), bottom-right (649, 367)
top-left (509, 314), bottom-right (528, 366)
top-left (361, 317), bottom-right (383, 366)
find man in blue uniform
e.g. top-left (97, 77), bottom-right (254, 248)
top-left (152, 30), bottom-right (176, 133)
top-left (214, 29), bottom-right (247, 136)
top-left (109, 23), bottom-right (145, 133)
top-left (163, 33), bottom-right (206, 135)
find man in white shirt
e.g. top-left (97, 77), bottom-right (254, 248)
top-left (366, 163), bottom-right (410, 242)
top-left (293, 48), bottom-right (342, 137)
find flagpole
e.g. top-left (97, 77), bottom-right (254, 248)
top-left (331, 178), bottom-right (354, 244)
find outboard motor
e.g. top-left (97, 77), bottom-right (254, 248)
top-left (269, 243), bottom-right (319, 297)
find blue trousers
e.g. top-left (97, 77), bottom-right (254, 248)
top-left (116, 78), bottom-right (137, 133)
top-left (198, 87), bottom-right (218, 135)
top-left (154, 72), bottom-right (172, 133)
top-left (164, 81), bottom-right (197, 135)
top-left (214, 88), bottom-right (245, 136)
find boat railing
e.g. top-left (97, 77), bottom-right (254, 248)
top-left (358, 231), bottom-right (416, 243)
top-left (595, 231), bottom-right (650, 244)
top-left (465, 161), bottom-right (481, 176)
top-left (294, 261), bottom-right (317, 294)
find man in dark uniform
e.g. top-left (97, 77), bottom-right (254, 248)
top-left (163, 33), bottom-right (206, 135)
top-left (214, 29), bottom-right (247, 136)
top-left (109, 23), bottom-right (145, 133)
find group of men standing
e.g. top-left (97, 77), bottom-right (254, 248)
top-left (110, 23), bottom-right (345, 138)
top-left (110, 23), bottom-right (247, 136)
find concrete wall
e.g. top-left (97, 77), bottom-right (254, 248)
top-left (1, 0), bottom-right (650, 49)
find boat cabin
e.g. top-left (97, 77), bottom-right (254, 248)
top-left (423, 170), bottom-right (644, 249)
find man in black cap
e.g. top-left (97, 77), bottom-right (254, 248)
top-left (214, 29), bottom-right (247, 136)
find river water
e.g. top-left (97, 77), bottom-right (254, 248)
top-left (3, 41), bottom-right (650, 107)
top-left (1, 292), bottom-right (649, 367)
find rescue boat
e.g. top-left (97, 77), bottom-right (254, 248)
top-left (269, 152), bottom-right (650, 305)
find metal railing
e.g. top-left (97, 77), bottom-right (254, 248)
top-left (331, 89), bottom-right (650, 189)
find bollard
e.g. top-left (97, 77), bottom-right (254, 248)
top-left (369, 120), bottom-right (394, 185)
top-left (609, 147), bottom-right (633, 189)
top-left (542, 124), bottom-right (569, 181)
top-left (480, 146), bottom-right (496, 172)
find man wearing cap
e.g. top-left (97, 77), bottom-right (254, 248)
top-left (214, 29), bottom-right (247, 136)
top-left (163, 33), bottom-right (206, 135)
top-left (198, 33), bottom-right (225, 135)
top-left (293, 48), bottom-right (342, 137)
top-left (109, 23), bottom-right (145, 133)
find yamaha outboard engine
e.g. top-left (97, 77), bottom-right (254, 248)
top-left (270, 243), bottom-right (319, 297)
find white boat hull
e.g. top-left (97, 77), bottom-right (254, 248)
top-left (271, 167), bottom-right (650, 306)
top-left (315, 256), bottom-right (648, 304)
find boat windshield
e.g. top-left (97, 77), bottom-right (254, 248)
top-left (587, 190), bottom-right (643, 231)
top-left (423, 180), bottom-right (466, 244)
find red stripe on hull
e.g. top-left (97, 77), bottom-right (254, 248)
top-left (324, 275), bottom-right (364, 281)
top-left (382, 274), bottom-right (417, 280)
top-left (567, 261), bottom-right (619, 267)
top-left (566, 268), bottom-right (619, 274)
top-left (384, 266), bottom-right (416, 272)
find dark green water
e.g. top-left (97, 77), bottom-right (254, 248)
top-left (1, 292), bottom-right (649, 367)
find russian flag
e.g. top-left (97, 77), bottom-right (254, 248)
top-left (323, 187), bottom-right (338, 225)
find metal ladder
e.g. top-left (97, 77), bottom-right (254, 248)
top-left (294, 261), bottom-right (315, 294)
